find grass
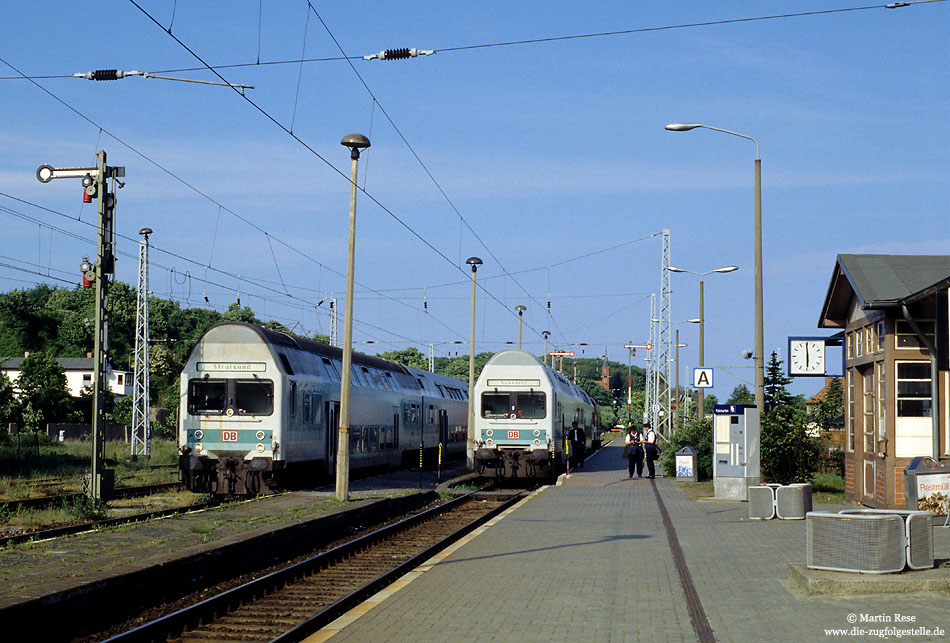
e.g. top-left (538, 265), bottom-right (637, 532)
top-left (0, 438), bottom-right (180, 502)
top-left (675, 474), bottom-right (847, 505)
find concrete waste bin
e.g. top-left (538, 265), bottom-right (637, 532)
top-left (675, 446), bottom-right (698, 482)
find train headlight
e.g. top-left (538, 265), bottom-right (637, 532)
top-left (193, 429), bottom-right (203, 440)
top-left (256, 430), bottom-right (266, 440)
top-left (485, 429), bottom-right (493, 437)
top-left (486, 439), bottom-right (494, 446)
top-left (194, 442), bottom-right (203, 452)
top-left (533, 429), bottom-right (540, 437)
top-left (533, 439), bottom-right (541, 447)
top-left (256, 443), bottom-right (265, 453)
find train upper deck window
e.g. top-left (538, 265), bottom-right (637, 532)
top-left (481, 392), bottom-right (546, 419)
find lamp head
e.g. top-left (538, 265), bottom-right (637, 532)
top-left (465, 256), bottom-right (483, 272)
top-left (665, 123), bottom-right (702, 132)
top-left (139, 227), bottom-right (153, 237)
top-left (341, 133), bottom-right (371, 159)
top-left (667, 266), bottom-right (687, 273)
top-left (713, 265), bottom-right (739, 273)
top-left (515, 305), bottom-right (526, 314)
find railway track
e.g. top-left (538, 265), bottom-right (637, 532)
top-left (0, 480), bottom-right (183, 514)
top-left (104, 490), bottom-right (523, 643)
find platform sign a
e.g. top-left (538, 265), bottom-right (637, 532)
top-left (693, 368), bottom-right (714, 389)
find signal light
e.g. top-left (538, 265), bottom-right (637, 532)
top-left (83, 188), bottom-right (92, 203)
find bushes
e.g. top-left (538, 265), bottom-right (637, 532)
top-left (760, 405), bottom-right (820, 484)
top-left (661, 417), bottom-right (712, 480)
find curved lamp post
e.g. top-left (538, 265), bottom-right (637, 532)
top-left (337, 133), bottom-right (370, 502)
top-left (465, 256), bottom-right (483, 470)
top-left (665, 122), bottom-right (764, 416)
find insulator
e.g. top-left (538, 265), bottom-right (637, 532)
top-left (93, 69), bottom-right (120, 81)
top-left (384, 48), bottom-right (411, 60)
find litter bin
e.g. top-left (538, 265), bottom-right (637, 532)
top-left (676, 446), bottom-right (698, 482)
top-left (903, 456), bottom-right (950, 515)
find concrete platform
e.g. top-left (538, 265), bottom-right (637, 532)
top-left (311, 442), bottom-right (950, 642)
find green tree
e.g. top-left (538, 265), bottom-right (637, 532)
top-left (662, 417), bottom-right (713, 480)
top-left (0, 371), bottom-right (18, 429)
top-left (15, 352), bottom-right (72, 432)
top-left (703, 393), bottom-right (719, 415)
top-left (726, 384), bottom-right (755, 405)
top-left (377, 347), bottom-right (428, 370)
top-left (812, 377), bottom-right (843, 432)
top-left (760, 351), bottom-right (820, 483)
top-left (764, 350), bottom-right (795, 411)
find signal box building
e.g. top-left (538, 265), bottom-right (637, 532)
top-left (818, 254), bottom-right (950, 508)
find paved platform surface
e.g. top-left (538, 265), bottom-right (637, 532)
top-left (313, 442), bottom-right (950, 643)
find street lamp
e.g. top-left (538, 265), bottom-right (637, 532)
top-left (336, 133), bottom-right (370, 502)
top-left (515, 305), bottom-right (526, 349)
top-left (665, 122), bottom-right (763, 416)
top-left (466, 256), bottom-right (483, 471)
top-left (667, 265), bottom-right (737, 416)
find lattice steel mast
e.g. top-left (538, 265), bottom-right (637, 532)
top-left (657, 229), bottom-right (672, 442)
top-left (131, 228), bottom-right (151, 457)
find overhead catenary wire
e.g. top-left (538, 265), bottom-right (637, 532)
top-left (3, 2), bottom-right (941, 80)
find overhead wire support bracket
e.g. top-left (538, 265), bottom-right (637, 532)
top-left (362, 48), bottom-right (435, 61)
top-left (73, 69), bottom-right (254, 93)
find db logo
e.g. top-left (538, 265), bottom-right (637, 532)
top-left (507, 430), bottom-right (519, 439)
top-left (222, 430), bottom-right (239, 442)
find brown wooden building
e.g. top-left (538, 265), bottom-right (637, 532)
top-left (818, 254), bottom-right (950, 508)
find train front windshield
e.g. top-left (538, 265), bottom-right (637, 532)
top-left (189, 378), bottom-right (274, 415)
top-left (481, 392), bottom-right (546, 419)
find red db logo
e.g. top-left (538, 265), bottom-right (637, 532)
top-left (222, 430), bottom-right (239, 442)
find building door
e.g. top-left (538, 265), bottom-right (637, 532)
top-left (861, 368), bottom-right (876, 501)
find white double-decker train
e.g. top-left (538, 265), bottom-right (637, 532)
top-left (178, 322), bottom-right (469, 494)
top-left (472, 349), bottom-right (598, 478)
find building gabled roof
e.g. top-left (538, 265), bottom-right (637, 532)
top-left (819, 254), bottom-right (950, 328)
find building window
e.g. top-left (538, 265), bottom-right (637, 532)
top-left (855, 328), bottom-right (864, 357)
top-left (847, 370), bottom-right (855, 451)
top-left (83, 373), bottom-right (92, 383)
top-left (876, 320), bottom-right (885, 352)
top-left (896, 361), bottom-right (931, 417)
top-left (877, 362), bottom-right (886, 440)
top-left (865, 327), bottom-right (873, 355)
top-left (863, 370), bottom-right (875, 453)
top-left (847, 332), bottom-right (853, 359)
top-left (895, 320), bottom-right (934, 350)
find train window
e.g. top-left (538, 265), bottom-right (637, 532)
top-left (480, 393), bottom-right (510, 418)
top-left (428, 405), bottom-right (436, 424)
top-left (188, 379), bottom-right (227, 414)
top-left (516, 393), bottom-right (546, 419)
top-left (382, 372), bottom-right (393, 391)
top-left (367, 426), bottom-right (379, 452)
top-left (350, 427), bottom-right (362, 453)
top-left (278, 353), bottom-right (295, 375)
top-left (435, 383), bottom-right (445, 398)
top-left (302, 392), bottom-right (312, 423)
top-left (234, 379), bottom-right (274, 416)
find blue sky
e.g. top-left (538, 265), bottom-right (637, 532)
top-left (1, 1), bottom-right (947, 400)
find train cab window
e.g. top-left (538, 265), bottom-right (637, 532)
top-left (515, 393), bottom-right (545, 419)
top-left (481, 393), bottom-right (510, 418)
top-left (234, 379), bottom-right (274, 415)
top-left (189, 379), bottom-right (227, 414)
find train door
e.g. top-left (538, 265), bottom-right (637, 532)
top-left (325, 401), bottom-right (339, 473)
top-left (439, 409), bottom-right (449, 446)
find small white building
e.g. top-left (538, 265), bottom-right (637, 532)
top-left (0, 355), bottom-right (131, 398)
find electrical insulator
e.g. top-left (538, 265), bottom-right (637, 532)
top-left (93, 69), bottom-right (120, 81)
top-left (384, 48), bottom-right (411, 60)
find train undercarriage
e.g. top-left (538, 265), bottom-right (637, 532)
top-left (180, 454), bottom-right (278, 495)
top-left (474, 447), bottom-right (558, 479)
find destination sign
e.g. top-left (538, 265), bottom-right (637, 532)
top-left (197, 362), bottom-right (267, 372)
top-left (486, 378), bottom-right (541, 387)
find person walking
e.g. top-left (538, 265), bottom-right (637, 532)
top-left (642, 422), bottom-right (658, 479)
top-left (624, 426), bottom-right (644, 478)
top-left (568, 421), bottom-right (586, 469)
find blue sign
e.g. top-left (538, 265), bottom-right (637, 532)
top-left (713, 404), bottom-right (751, 415)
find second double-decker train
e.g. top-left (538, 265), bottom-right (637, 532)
top-left (472, 349), bottom-right (598, 478)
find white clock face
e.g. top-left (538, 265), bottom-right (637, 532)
top-left (790, 339), bottom-right (825, 375)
